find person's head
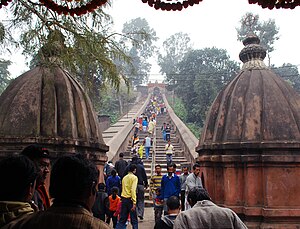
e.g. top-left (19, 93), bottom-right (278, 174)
top-left (131, 155), bottom-right (138, 164)
top-left (187, 187), bottom-right (212, 207)
top-left (111, 169), bottom-right (117, 177)
top-left (168, 140), bottom-right (171, 144)
top-left (167, 196), bottom-right (180, 214)
top-left (111, 187), bottom-right (119, 198)
top-left (193, 163), bottom-right (201, 176)
top-left (155, 164), bottom-right (162, 175)
top-left (119, 152), bottom-right (124, 158)
top-left (0, 155), bottom-right (37, 202)
top-left (167, 163), bottom-right (174, 176)
top-left (49, 154), bottom-right (99, 211)
top-left (155, 188), bottom-right (161, 196)
top-left (128, 163), bottom-right (137, 174)
top-left (182, 166), bottom-right (189, 175)
top-left (98, 183), bottom-right (106, 192)
top-left (21, 144), bottom-right (51, 185)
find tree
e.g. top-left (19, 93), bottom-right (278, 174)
top-left (157, 32), bottom-right (192, 84)
top-left (0, 59), bottom-right (11, 95)
top-left (175, 48), bottom-right (239, 127)
top-left (272, 63), bottom-right (300, 93)
top-left (120, 17), bottom-right (158, 86)
top-left (1, 1), bottom-right (134, 100)
top-left (236, 12), bottom-right (279, 66)
top-left (97, 81), bottom-right (136, 124)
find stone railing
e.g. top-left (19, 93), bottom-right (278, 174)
top-left (107, 94), bottom-right (151, 162)
top-left (162, 94), bottom-right (198, 165)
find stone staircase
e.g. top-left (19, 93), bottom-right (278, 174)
top-left (123, 112), bottom-right (190, 206)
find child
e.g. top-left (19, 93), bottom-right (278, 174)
top-left (138, 144), bottom-right (144, 159)
top-left (92, 183), bottom-right (109, 221)
top-left (106, 187), bottom-right (120, 228)
top-left (154, 188), bottom-right (164, 223)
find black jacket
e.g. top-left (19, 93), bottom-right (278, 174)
top-left (115, 158), bottom-right (128, 178)
top-left (124, 161), bottom-right (148, 186)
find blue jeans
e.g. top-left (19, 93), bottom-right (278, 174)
top-left (145, 147), bottom-right (150, 159)
top-left (166, 154), bottom-right (172, 165)
top-left (137, 184), bottom-right (145, 218)
top-left (116, 198), bottom-right (138, 229)
top-left (162, 130), bottom-right (166, 141)
top-left (166, 133), bottom-right (170, 141)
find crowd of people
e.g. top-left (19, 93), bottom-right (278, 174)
top-left (0, 92), bottom-right (248, 229)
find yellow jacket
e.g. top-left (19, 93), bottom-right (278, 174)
top-left (121, 172), bottom-right (138, 204)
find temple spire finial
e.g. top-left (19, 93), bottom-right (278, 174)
top-left (239, 14), bottom-right (267, 69)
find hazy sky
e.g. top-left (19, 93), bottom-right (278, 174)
top-left (107, 0), bottom-right (300, 82)
top-left (2, 0), bottom-right (300, 81)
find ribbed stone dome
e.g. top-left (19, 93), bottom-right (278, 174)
top-left (0, 65), bottom-right (108, 160)
top-left (197, 34), bottom-right (300, 152)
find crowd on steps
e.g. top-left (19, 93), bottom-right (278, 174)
top-left (0, 92), bottom-right (248, 229)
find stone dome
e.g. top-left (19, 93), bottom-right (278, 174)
top-left (197, 34), bottom-right (300, 152)
top-left (0, 65), bottom-right (108, 159)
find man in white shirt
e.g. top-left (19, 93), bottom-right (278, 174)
top-left (185, 163), bottom-right (202, 210)
top-left (165, 140), bottom-right (174, 165)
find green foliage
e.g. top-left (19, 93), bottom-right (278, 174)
top-left (94, 81), bottom-right (136, 124)
top-left (166, 94), bottom-right (200, 138)
top-left (1, 1), bottom-right (132, 95)
top-left (173, 97), bottom-right (188, 122)
top-left (236, 12), bottom-right (279, 65)
top-left (0, 59), bottom-right (11, 95)
top-left (272, 63), bottom-right (300, 93)
top-left (120, 17), bottom-right (158, 86)
top-left (158, 32), bottom-right (192, 84)
top-left (186, 123), bottom-right (201, 138)
top-left (174, 48), bottom-right (240, 127)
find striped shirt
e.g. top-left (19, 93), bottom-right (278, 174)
top-left (150, 174), bottom-right (163, 192)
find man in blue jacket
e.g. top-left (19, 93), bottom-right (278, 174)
top-left (160, 163), bottom-right (180, 215)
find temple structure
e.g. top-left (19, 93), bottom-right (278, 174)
top-left (197, 34), bottom-right (300, 228)
top-left (0, 32), bottom-right (108, 181)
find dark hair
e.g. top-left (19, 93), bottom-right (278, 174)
top-left (193, 163), bottom-right (201, 170)
top-left (119, 152), bottom-right (124, 157)
top-left (128, 163), bottom-right (137, 172)
top-left (111, 186), bottom-right (119, 194)
top-left (98, 183), bottom-right (106, 191)
top-left (111, 169), bottom-right (117, 177)
top-left (21, 144), bottom-right (50, 160)
top-left (167, 196), bottom-right (180, 210)
top-left (167, 163), bottom-right (174, 169)
top-left (155, 164), bottom-right (161, 168)
top-left (0, 155), bottom-right (37, 201)
top-left (187, 187), bottom-right (212, 203)
top-left (50, 154), bottom-right (99, 201)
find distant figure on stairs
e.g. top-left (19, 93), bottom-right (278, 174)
top-left (161, 122), bottom-right (167, 141)
top-left (165, 124), bottom-right (171, 141)
top-left (143, 134), bottom-right (153, 160)
top-left (165, 140), bottom-right (174, 165)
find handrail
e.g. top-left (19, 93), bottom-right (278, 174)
top-left (151, 124), bottom-right (156, 177)
top-left (162, 94), bottom-right (198, 164)
top-left (107, 94), bottom-right (151, 161)
top-left (149, 122), bottom-right (156, 198)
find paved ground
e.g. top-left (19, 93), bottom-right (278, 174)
top-left (109, 207), bottom-right (155, 229)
